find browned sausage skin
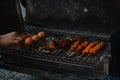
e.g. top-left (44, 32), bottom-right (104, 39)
top-left (89, 41), bottom-right (105, 54)
top-left (75, 41), bottom-right (88, 53)
top-left (82, 41), bottom-right (97, 54)
top-left (70, 40), bottom-right (81, 51)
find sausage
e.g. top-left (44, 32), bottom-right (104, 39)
top-left (82, 41), bottom-right (97, 54)
top-left (70, 40), bottom-right (81, 51)
top-left (75, 41), bottom-right (88, 53)
top-left (66, 40), bottom-right (81, 56)
top-left (89, 41), bottom-right (105, 54)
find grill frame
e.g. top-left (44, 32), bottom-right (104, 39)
top-left (0, 26), bottom-right (111, 79)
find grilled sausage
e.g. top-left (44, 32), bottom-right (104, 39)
top-left (89, 41), bottom-right (105, 54)
top-left (70, 40), bottom-right (81, 51)
top-left (82, 41), bottom-right (97, 54)
top-left (75, 41), bottom-right (88, 53)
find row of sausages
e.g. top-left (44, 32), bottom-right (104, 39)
top-left (68, 39), bottom-right (105, 57)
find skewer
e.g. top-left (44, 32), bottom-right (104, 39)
top-left (67, 41), bottom-right (88, 57)
top-left (84, 53), bottom-right (92, 60)
top-left (66, 40), bottom-right (81, 57)
top-left (84, 41), bottom-right (105, 60)
top-left (79, 53), bottom-right (85, 59)
top-left (75, 41), bottom-right (88, 58)
top-left (37, 46), bottom-right (46, 51)
top-left (80, 41), bottom-right (97, 59)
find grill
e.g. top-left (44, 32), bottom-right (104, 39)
top-left (0, 0), bottom-right (119, 79)
top-left (0, 26), bottom-right (111, 79)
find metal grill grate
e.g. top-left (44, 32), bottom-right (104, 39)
top-left (0, 26), bottom-right (110, 70)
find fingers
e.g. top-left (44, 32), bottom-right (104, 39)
top-left (8, 32), bottom-right (23, 41)
top-left (7, 31), bottom-right (18, 35)
top-left (15, 36), bottom-right (23, 41)
top-left (10, 32), bottom-right (23, 45)
top-left (3, 32), bottom-right (19, 38)
top-left (11, 32), bottom-right (19, 36)
top-left (13, 40), bottom-right (20, 44)
top-left (12, 39), bottom-right (23, 46)
top-left (0, 32), bottom-right (23, 47)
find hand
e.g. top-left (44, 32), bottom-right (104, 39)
top-left (0, 32), bottom-right (23, 47)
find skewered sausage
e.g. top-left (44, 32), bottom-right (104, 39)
top-left (66, 40), bottom-right (81, 57)
top-left (75, 41), bottom-right (88, 53)
top-left (70, 40), bottom-right (81, 51)
top-left (82, 41), bottom-right (97, 54)
top-left (89, 41), bottom-right (105, 54)
top-left (84, 41), bottom-right (105, 60)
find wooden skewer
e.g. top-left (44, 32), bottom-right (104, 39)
top-left (84, 41), bottom-right (105, 60)
top-left (82, 42), bottom-right (97, 54)
top-left (79, 41), bottom-right (96, 59)
top-left (66, 50), bottom-right (71, 56)
top-left (76, 41), bottom-right (88, 59)
top-left (66, 40), bottom-right (81, 57)
top-left (38, 46), bottom-right (46, 51)
top-left (84, 53), bottom-right (92, 60)
top-left (79, 53), bottom-right (84, 59)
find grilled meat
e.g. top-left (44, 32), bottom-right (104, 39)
top-left (89, 41), bottom-right (105, 54)
top-left (82, 41), bottom-right (97, 54)
top-left (84, 41), bottom-right (105, 60)
top-left (75, 41), bottom-right (88, 53)
top-left (46, 40), bottom-right (57, 51)
top-left (70, 40), bottom-right (81, 51)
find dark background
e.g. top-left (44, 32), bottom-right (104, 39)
top-left (25, 0), bottom-right (120, 34)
